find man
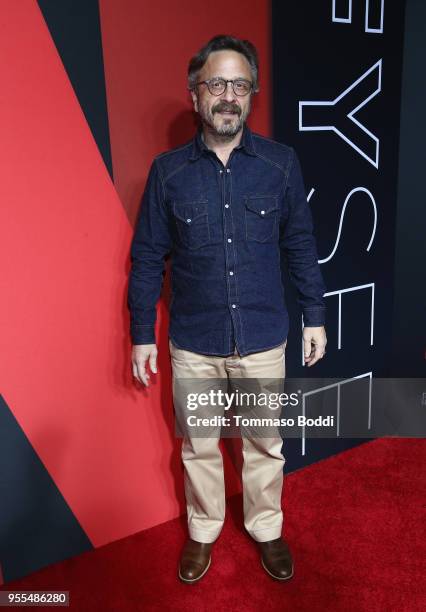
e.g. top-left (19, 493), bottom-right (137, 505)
top-left (127, 34), bottom-right (327, 583)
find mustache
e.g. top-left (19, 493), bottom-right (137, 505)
top-left (213, 103), bottom-right (241, 115)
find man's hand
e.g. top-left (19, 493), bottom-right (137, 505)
top-left (303, 326), bottom-right (327, 367)
top-left (132, 343), bottom-right (158, 387)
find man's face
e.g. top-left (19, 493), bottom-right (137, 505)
top-left (191, 50), bottom-right (254, 137)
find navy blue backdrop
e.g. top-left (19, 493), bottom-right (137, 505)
top-left (271, 0), bottom-right (406, 468)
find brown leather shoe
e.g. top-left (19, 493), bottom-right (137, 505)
top-left (178, 538), bottom-right (213, 583)
top-left (257, 537), bottom-right (294, 580)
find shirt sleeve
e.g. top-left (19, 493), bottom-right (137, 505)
top-left (279, 147), bottom-right (327, 327)
top-left (127, 158), bottom-right (172, 344)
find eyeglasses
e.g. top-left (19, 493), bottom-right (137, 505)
top-left (194, 77), bottom-right (253, 97)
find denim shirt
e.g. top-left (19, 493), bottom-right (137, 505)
top-left (127, 122), bottom-right (326, 357)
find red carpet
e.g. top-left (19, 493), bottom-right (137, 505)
top-left (3, 438), bottom-right (426, 611)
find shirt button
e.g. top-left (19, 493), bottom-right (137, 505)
top-left (260, 210), bottom-right (265, 215)
top-left (229, 271), bottom-right (234, 275)
top-left (225, 204), bottom-right (229, 208)
top-left (186, 218), bottom-right (192, 223)
top-left (226, 169), bottom-right (231, 173)
top-left (219, 170), bottom-right (223, 174)
top-left (227, 238), bottom-right (232, 243)
top-left (231, 303), bottom-right (237, 308)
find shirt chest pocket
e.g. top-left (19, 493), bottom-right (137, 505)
top-left (244, 195), bottom-right (280, 242)
top-left (172, 200), bottom-right (210, 249)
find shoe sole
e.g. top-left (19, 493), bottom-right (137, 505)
top-left (261, 556), bottom-right (294, 581)
top-left (178, 555), bottom-right (212, 584)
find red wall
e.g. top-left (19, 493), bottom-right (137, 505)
top-left (0, 0), bottom-right (271, 549)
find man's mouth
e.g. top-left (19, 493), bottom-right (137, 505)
top-left (217, 110), bottom-right (238, 115)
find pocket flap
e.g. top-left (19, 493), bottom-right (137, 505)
top-left (173, 200), bottom-right (208, 224)
top-left (244, 196), bottom-right (280, 216)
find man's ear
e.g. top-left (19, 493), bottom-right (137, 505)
top-left (190, 89), bottom-right (199, 113)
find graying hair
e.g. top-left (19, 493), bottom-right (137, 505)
top-left (187, 34), bottom-right (260, 93)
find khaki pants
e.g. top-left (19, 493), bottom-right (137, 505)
top-left (169, 338), bottom-right (287, 544)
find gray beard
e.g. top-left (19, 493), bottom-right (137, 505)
top-left (205, 111), bottom-right (245, 137)
top-left (214, 121), bottom-right (243, 136)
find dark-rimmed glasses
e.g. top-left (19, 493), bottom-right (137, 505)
top-left (194, 77), bottom-right (253, 97)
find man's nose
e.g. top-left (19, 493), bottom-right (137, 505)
top-left (221, 81), bottom-right (237, 102)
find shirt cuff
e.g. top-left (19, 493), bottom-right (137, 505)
top-left (302, 307), bottom-right (326, 327)
top-left (131, 324), bottom-right (156, 345)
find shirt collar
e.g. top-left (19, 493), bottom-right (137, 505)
top-left (189, 122), bottom-right (257, 161)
